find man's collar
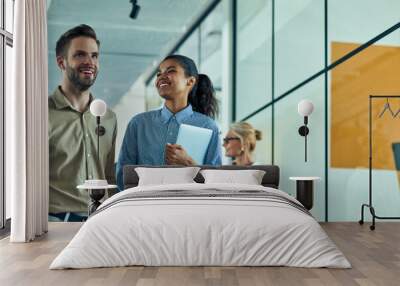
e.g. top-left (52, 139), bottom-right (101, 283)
top-left (51, 86), bottom-right (71, 109)
top-left (51, 86), bottom-right (93, 111)
top-left (160, 104), bottom-right (193, 124)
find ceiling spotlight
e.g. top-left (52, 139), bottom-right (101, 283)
top-left (130, 0), bottom-right (141, 19)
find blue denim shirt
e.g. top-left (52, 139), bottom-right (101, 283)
top-left (116, 105), bottom-right (222, 190)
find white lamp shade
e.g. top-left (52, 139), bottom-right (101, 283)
top-left (298, 99), bottom-right (314, 116)
top-left (90, 99), bottom-right (107, 117)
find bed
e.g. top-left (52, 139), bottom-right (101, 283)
top-left (50, 165), bottom-right (350, 269)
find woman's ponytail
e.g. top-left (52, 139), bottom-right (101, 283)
top-left (255, 129), bottom-right (262, 141)
top-left (189, 74), bottom-right (219, 119)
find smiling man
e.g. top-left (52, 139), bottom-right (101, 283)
top-left (48, 25), bottom-right (117, 222)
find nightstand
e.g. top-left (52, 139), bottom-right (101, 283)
top-left (289, 177), bottom-right (320, 210)
top-left (77, 180), bottom-right (117, 215)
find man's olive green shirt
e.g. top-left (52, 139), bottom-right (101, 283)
top-left (49, 87), bottom-right (117, 213)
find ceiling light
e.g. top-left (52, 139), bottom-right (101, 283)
top-left (130, 0), bottom-right (141, 19)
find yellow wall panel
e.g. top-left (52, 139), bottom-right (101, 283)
top-left (331, 42), bottom-right (400, 170)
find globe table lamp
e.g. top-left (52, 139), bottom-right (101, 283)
top-left (297, 99), bottom-right (314, 162)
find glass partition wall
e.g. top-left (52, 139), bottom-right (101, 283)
top-left (327, 0), bottom-right (400, 221)
top-left (235, 0), bottom-right (272, 120)
top-left (142, 0), bottom-right (400, 222)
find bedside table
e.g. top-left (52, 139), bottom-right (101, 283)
top-left (77, 181), bottom-right (117, 215)
top-left (289, 177), bottom-right (320, 210)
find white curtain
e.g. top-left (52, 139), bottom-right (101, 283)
top-left (8, 0), bottom-right (49, 242)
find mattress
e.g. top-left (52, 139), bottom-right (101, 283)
top-left (50, 183), bottom-right (351, 269)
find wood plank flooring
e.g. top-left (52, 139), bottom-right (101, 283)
top-left (0, 222), bottom-right (399, 286)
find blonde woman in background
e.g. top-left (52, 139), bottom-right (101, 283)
top-left (222, 122), bottom-right (262, 166)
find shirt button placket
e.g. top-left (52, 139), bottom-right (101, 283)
top-left (167, 117), bottom-right (177, 143)
top-left (83, 112), bottom-right (92, 180)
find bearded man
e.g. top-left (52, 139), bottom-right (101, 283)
top-left (48, 24), bottom-right (117, 222)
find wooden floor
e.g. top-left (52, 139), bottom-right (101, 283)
top-left (0, 222), bottom-right (399, 286)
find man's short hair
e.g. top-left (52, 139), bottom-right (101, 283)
top-left (56, 24), bottom-right (100, 58)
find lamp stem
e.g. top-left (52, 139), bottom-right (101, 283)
top-left (304, 116), bottom-right (308, 162)
top-left (96, 116), bottom-right (100, 165)
top-left (305, 134), bottom-right (307, 162)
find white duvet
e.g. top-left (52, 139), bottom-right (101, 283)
top-left (50, 183), bottom-right (351, 269)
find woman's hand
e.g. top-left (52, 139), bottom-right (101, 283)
top-left (165, 143), bottom-right (196, 165)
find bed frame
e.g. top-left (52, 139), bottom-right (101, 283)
top-left (123, 165), bottom-right (280, 190)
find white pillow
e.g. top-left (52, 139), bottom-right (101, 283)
top-left (135, 167), bottom-right (201, 186)
top-left (200, 169), bottom-right (266, 185)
